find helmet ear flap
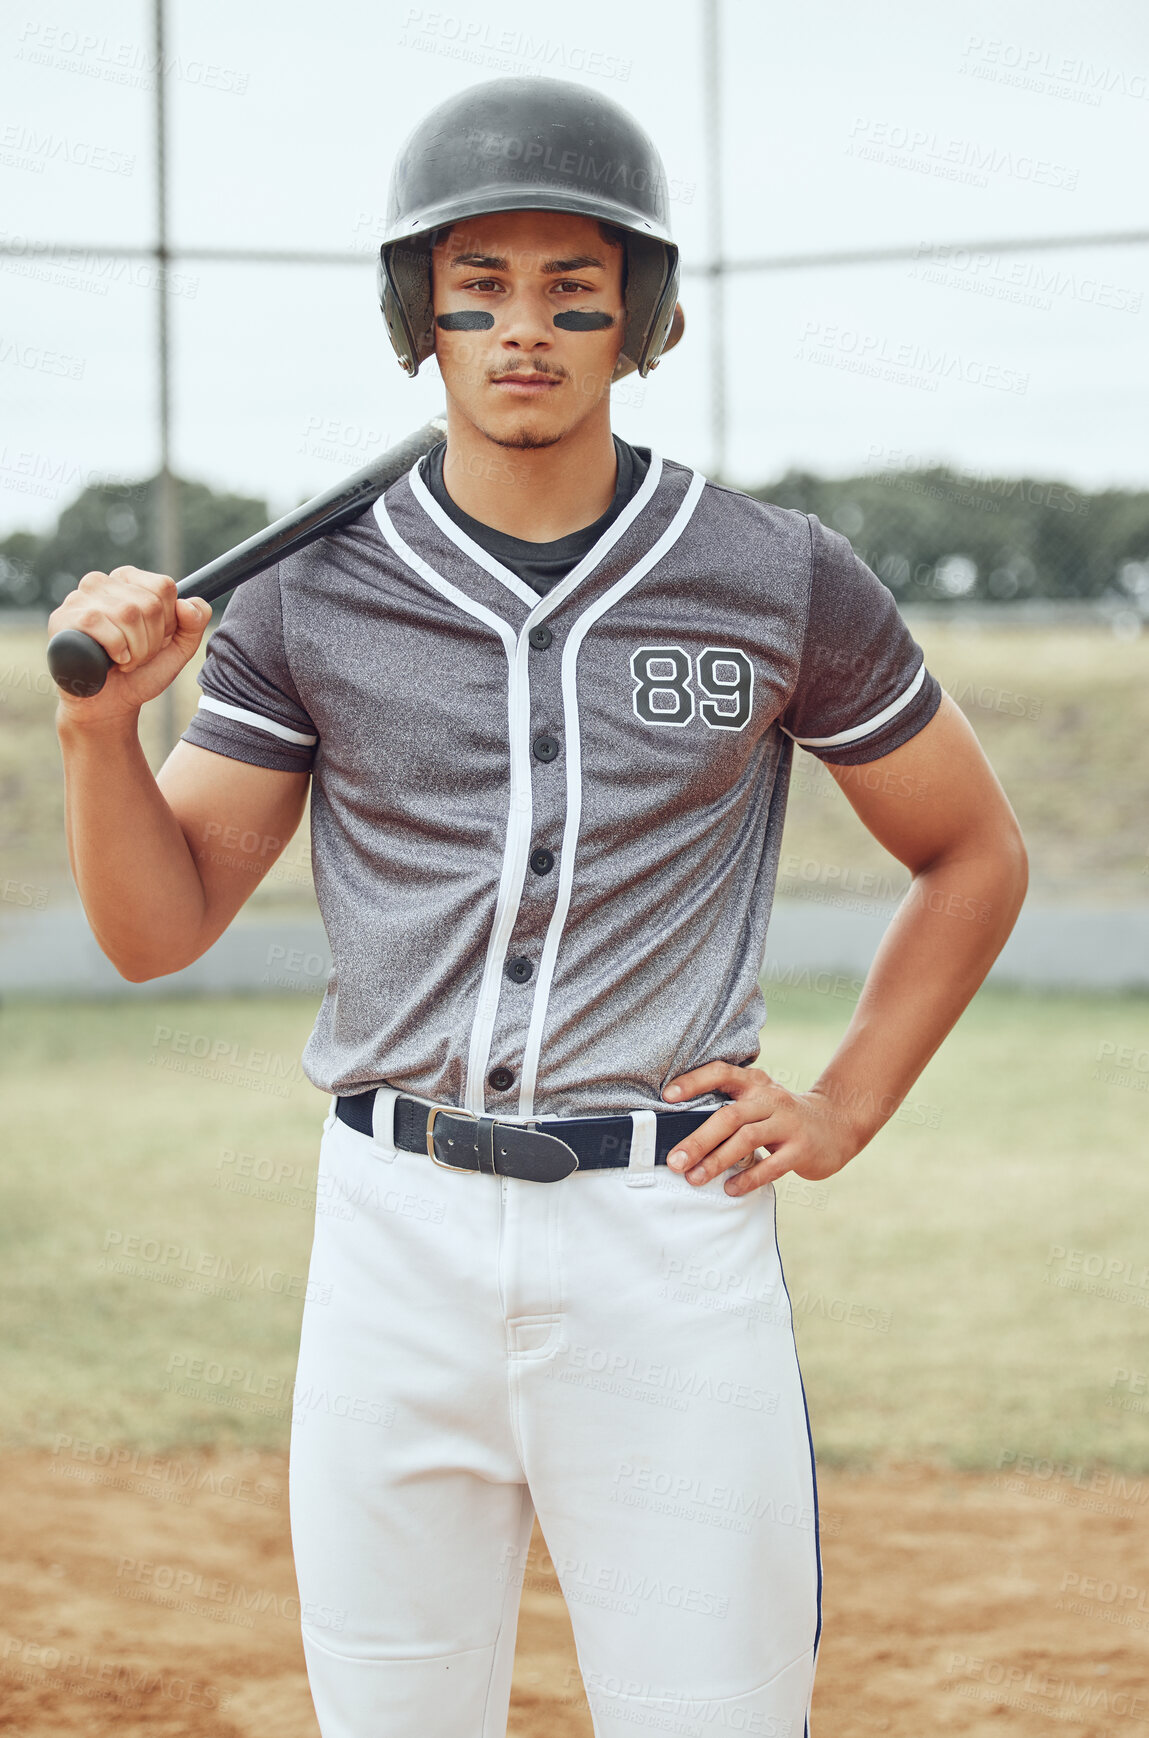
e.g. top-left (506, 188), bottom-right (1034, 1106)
top-left (616, 235), bottom-right (681, 379)
top-left (640, 268), bottom-right (681, 376)
top-left (378, 241), bottom-right (435, 376)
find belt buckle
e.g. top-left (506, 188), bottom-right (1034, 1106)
top-left (426, 1106), bottom-right (478, 1173)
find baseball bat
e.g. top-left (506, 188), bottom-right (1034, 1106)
top-left (46, 301), bottom-right (685, 699)
top-left (46, 417), bottom-right (448, 698)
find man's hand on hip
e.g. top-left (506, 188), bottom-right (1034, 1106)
top-left (661, 1061), bottom-right (857, 1197)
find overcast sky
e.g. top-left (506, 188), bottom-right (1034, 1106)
top-left (2, 0), bottom-right (1147, 535)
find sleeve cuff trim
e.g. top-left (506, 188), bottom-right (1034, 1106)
top-left (783, 661), bottom-right (927, 749)
top-left (197, 693), bottom-right (317, 747)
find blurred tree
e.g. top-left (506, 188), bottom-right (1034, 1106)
top-left (0, 475), bottom-right (268, 612)
top-left (755, 468), bottom-right (1149, 606)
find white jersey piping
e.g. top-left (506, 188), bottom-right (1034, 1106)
top-left (196, 693), bottom-right (317, 747)
top-left (783, 660), bottom-right (927, 749)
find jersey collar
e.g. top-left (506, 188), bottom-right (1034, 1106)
top-left (379, 449), bottom-right (666, 621)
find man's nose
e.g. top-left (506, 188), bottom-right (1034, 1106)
top-left (498, 288), bottom-right (554, 349)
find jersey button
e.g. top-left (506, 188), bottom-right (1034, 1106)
top-left (529, 625), bottom-right (553, 650)
top-left (533, 734), bottom-right (560, 762)
top-left (505, 955), bottom-right (534, 984)
top-left (488, 1066), bottom-right (515, 1092)
top-left (530, 848), bottom-right (555, 875)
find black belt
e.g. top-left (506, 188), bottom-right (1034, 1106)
top-left (335, 1090), bottom-right (715, 1183)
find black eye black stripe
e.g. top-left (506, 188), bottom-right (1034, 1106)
top-left (436, 310), bottom-right (615, 332)
top-left (436, 311), bottom-right (495, 330)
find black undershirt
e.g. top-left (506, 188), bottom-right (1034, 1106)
top-left (421, 437), bottom-right (651, 596)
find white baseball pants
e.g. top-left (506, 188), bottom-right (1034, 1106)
top-left (288, 1096), bottom-right (821, 1738)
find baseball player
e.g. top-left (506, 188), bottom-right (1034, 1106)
top-left (51, 78), bottom-right (1026, 1738)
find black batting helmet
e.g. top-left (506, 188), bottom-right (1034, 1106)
top-left (378, 77), bottom-right (680, 379)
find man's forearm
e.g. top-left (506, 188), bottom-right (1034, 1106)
top-left (57, 711), bottom-right (208, 981)
top-left (808, 841), bottom-right (1028, 1152)
top-left (662, 701), bottom-right (1029, 1193)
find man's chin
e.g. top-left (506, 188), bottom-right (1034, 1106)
top-left (489, 426), bottom-right (565, 451)
top-left (478, 410), bottom-right (567, 451)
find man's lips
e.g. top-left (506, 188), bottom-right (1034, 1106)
top-left (491, 374), bottom-right (562, 392)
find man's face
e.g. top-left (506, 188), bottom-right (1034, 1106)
top-left (429, 209), bottom-right (626, 450)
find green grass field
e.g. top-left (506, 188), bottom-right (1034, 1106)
top-left (3, 988), bottom-right (1146, 1469)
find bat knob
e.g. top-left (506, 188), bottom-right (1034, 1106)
top-left (46, 629), bottom-right (114, 698)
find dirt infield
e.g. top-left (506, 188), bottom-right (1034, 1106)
top-left (1, 1449), bottom-right (1144, 1736)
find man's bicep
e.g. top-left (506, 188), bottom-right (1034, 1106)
top-left (156, 740), bottom-right (310, 943)
top-left (822, 693), bottom-right (1022, 873)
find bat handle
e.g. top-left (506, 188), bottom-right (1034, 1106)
top-left (46, 628), bottom-right (115, 698)
top-left (45, 414), bottom-right (448, 697)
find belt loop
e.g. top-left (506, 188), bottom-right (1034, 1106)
top-left (475, 1116), bottom-right (497, 1176)
top-left (371, 1087), bottom-right (399, 1160)
top-left (625, 1110), bottom-right (658, 1187)
top-left (324, 1094), bottom-right (338, 1133)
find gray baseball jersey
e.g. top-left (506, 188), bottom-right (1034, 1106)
top-left (182, 449), bottom-right (941, 1120)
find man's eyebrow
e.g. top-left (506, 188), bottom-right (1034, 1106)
top-left (447, 251), bottom-right (606, 272)
top-left (541, 255), bottom-right (605, 272)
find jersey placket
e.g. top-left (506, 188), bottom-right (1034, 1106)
top-left (378, 455), bottom-right (698, 1121)
top-left (464, 463), bottom-right (707, 1122)
top-left (479, 611), bottom-right (567, 1114)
